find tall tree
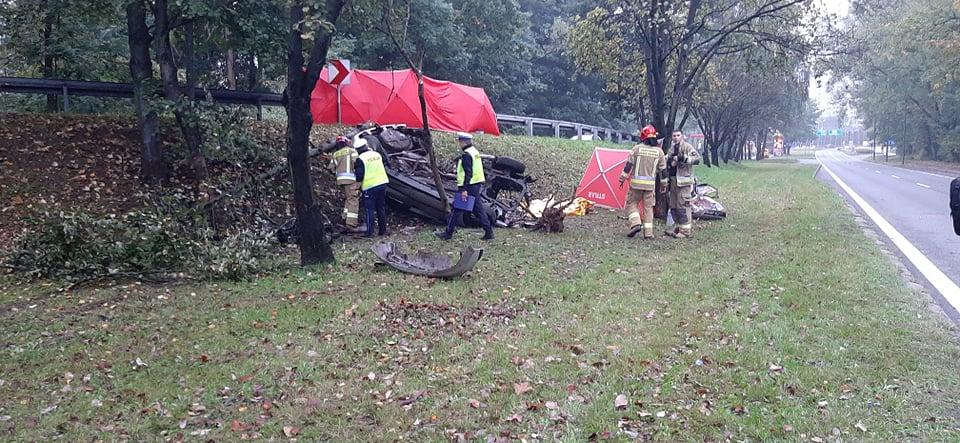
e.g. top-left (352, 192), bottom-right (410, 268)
top-left (125, 0), bottom-right (167, 185)
top-left (831, 0), bottom-right (960, 161)
top-left (154, 0), bottom-right (208, 180)
top-left (373, 0), bottom-right (451, 214)
top-left (284, 0), bottom-right (346, 265)
top-left (570, 0), bottom-right (817, 152)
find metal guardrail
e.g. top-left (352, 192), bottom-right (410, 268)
top-left (1, 76), bottom-right (631, 141)
top-left (497, 113), bottom-right (631, 142)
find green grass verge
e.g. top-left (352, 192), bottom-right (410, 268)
top-left (2, 152), bottom-right (959, 441)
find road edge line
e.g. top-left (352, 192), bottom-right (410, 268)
top-left (816, 154), bottom-right (960, 313)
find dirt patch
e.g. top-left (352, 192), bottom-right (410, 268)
top-left (0, 113), bottom-right (345, 251)
top-left (375, 298), bottom-right (528, 340)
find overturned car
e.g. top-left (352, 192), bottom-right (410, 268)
top-left (342, 125), bottom-right (533, 227)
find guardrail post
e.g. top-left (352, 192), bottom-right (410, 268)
top-left (617, 132), bottom-right (623, 143)
top-left (553, 122), bottom-right (560, 138)
top-left (605, 129), bottom-right (612, 140)
top-left (256, 98), bottom-right (263, 121)
top-left (524, 118), bottom-right (534, 137)
top-left (576, 124), bottom-right (583, 138)
top-left (62, 86), bottom-right (70, 113)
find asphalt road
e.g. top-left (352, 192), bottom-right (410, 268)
top-left (816, 149), bottom-right (960, 319)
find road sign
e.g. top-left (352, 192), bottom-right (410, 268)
top-left (328, 59), bottom-right (351, 125)
top-left (327, 59), bottom-right (351, 85)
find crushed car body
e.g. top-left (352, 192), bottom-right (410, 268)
top-left (335, 124), bottom-right (533, 227)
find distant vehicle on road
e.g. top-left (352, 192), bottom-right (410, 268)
top-left (951, 177), bottom-right (960, 236)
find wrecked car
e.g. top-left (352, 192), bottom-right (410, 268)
top-left (343, 124), bottom-right (533, 227)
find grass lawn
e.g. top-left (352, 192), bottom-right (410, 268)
top-left (2, 141), bottom-right (960, 441)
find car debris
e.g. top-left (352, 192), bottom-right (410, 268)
top-left (692, 181), bottom-right (726, 220)
top-left (371, 242), bottom-right (483, 278)
top-left (334, 124), bottom-right (533, 227)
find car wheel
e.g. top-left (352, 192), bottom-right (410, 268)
top-left (492, 156), bottom-right (526, 174)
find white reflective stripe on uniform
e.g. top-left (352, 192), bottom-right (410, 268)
top-left (337, 172), bottom-right (357, 179)
top-left (629, 211), bottom-right (640, 218)
top-left (680, 224), bottom-right (692, 229)
top-left (632, 174), bottom-right (655, 185)
top-left (643, 223), bottom-right (653, 228)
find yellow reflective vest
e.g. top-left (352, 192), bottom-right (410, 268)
top-left (359, 150), bottom-right (389, 190)
top-left (456, 146), bottom-right (485, 187)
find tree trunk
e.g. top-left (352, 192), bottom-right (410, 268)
top-left (415, 70), bottom-right (449, 214)
top-left (226, 48), bottom-right (237, 90)
top-left (283, 0), bottom-right (345, 266)
top-left (247, 52), bottom-right (259, 90)
top-left (185, 21), bottom-right (197, 100)
top-left (126, 0), bottom-right (168, 185)
top-left (40, 0), bottom-right (57, 112)
top-left (155, 0), bottom-right (208, 180)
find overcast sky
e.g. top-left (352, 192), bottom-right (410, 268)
top-left (809, 0), bottom-right (851, 116)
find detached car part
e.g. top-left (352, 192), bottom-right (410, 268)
top-left (371, 242), bottom-right (483, 278)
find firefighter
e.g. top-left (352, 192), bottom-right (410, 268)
top-left (436, 132), bottom-right (495, 241)
top-left (618, 125), bottom-right (666, 239)
top-left (665, 130), bottom-right (701, 238)
top-left (353, 138), bottom-right (390, 237)
top-left (327, 136), bottom-right (361, 231)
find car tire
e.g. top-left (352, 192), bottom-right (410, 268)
top-left (492, 156), bottom-right (526, 174)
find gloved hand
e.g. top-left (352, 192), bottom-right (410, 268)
top-left (618, 173), bottom-right (627, 186)
top-left (677, 152), bottom-right (686, 164)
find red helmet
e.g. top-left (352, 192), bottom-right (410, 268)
top-left (640, 125), bottom-right (658, 140)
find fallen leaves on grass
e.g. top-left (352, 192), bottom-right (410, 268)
top-left (282, 425), bottom-right (300, 437)
top-left (513, 382), bottom-right (533, 395)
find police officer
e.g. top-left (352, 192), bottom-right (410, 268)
top-left (353, 138), bottom-right (390, 237)
top-left (619, 125), bottom-right (666, 239)
top-left (665, 130), bottom-right (701, 238)
top-left (327, 136), bottom-right (361, 231)
top-left (436, 132), bottom-right (494, 241)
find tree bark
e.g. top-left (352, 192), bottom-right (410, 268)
top-left (40, 0), bottom-right (57, 112)
top-left (185, 21), bottom-right (197, 100)
top-left (283, 0), bottom-right (345, 266)
top-left (247, 52), bottom-right (259, 90)
top-left (126, 0), bottom-right (168, 185)
top-left (155, 0), bottom-right (208, 180)
top-left (226, 48), bottom-right (237, 90)
top-left (415, 67), bottom-right (450, 214)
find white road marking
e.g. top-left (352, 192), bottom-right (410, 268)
top-left (891, 175), bottom-right (900, 179)
top-left (817, 153), bottom-right (960, 314)
top-left (916, 183), bottom-right (931, 189)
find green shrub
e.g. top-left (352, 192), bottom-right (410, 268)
top-left (5, 208), bottom-right (276, 282)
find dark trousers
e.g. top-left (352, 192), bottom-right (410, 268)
top-left (444, 183), bottom-right (492, 235)
top-left (362, 184), bottom-right (388, 236)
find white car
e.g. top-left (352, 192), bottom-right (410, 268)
top-left (570, 134), bottom-right (602, 141)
